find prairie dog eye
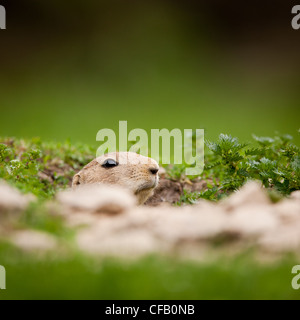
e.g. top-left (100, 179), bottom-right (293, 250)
top-left (102, 159), bottom-right (118, 168)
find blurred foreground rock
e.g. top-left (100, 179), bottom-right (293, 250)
top-left (1, 181), bottom-right (300, 259)
top-left (0, 180), bottom-right (34, 215)
top-left (56, 181), bottom-right (300, 258)
top-left (10, 230), bottom-right (58, 252)
top-left (56, 184), bottom-right (136, 214)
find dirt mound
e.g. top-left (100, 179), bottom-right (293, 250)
top-left (145, 176), bottom-right (208, 206)
top-left (145, 179), bottom-right (182, 206)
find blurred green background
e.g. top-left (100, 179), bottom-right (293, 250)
top-left (0, 1), bottom-right (300, 300)
top-left (0, 0), bottom-right (299, 145)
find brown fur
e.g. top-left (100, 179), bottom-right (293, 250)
top-left (72, 152), bottom-right (159, 205)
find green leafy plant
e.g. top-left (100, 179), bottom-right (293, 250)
top-left (176, 132), bottom-right (299, 204)
top-left (0, 138), bottom-right (94, 199)
top-left (204, 133), bottom-right (300, 198)
top-left (0, 133), bottom-right (299, 203)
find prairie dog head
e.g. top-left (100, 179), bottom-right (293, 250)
top-left (72, 152), bottom-right (159, 205)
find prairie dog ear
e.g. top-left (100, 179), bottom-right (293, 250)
top-left (72, 173), bottom-right (81, 188)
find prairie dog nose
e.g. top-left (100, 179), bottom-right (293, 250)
top-left (149, 167), bottom-right (159, 175)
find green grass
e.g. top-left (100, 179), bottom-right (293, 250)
top-left (0, 242), bottom-right (299, 300)
top-left (0, 134), bottom-right (299, 300)
top-left (1, 132), bottom-right (298, 203)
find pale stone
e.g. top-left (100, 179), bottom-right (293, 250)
top-left (221, 181), bottom-right (271, 212)
top-left (0, 181), bottom-right (34, 213)
top-left (10, 230), bottom-right (57, 251)
top-left (273, 199), bottom-right (300, 221)
top-left (77, 228), bottom-right (159, 257)
top-left (57, 184), bottom-right (136, 214)
top-left (225, 206), bottom-right (279, 236)
top-left (290, 190), bottom-right (300, 202)
top-left (259, 221), bottom-right (300, 252)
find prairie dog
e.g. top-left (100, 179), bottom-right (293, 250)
top-left (72, 152), bottom-right (159, 204)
